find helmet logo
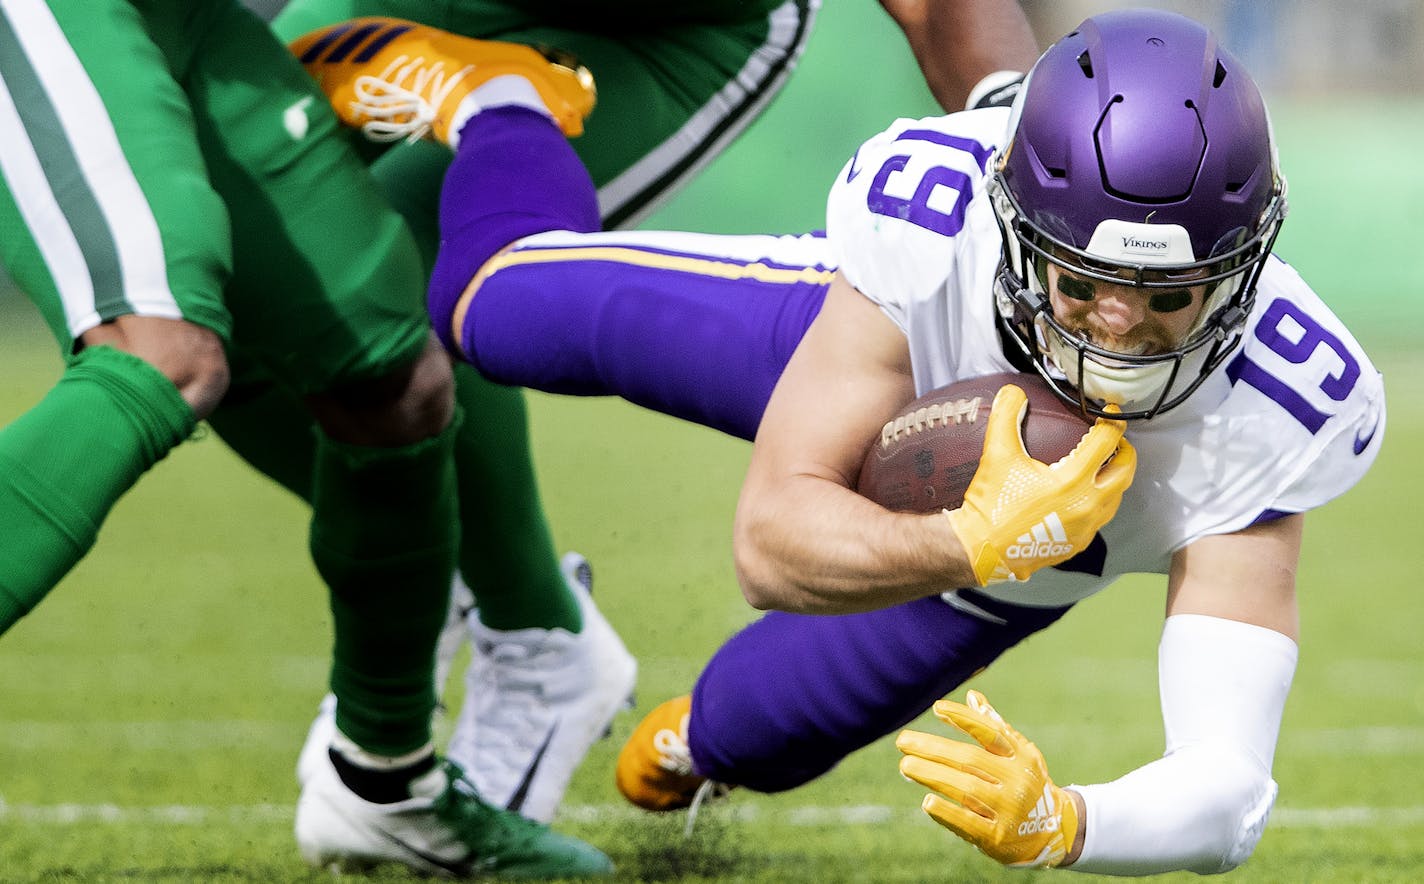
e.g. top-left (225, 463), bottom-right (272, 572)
top-left (1121, 236), bottom-right (1170, 253)
top-left (1086, 219), bottom-right (1194, 264)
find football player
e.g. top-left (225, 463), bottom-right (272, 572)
top-left (308, 6), bottom-right (1385, 875)
top-left (0, 0), bottom-right (609, 877)
top-left (271, 0), bottom-right (1040, 826)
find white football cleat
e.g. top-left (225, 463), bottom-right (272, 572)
top-left (295, 749), bottom-right (612, 877)
top-left (447, 552), bottom-right (638, 823)
top-left (295, 692), bottom-right (336, 789)
top-left (435, 571), bottom-right (478, 694)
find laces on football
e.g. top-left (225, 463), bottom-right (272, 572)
top-left (351, 55), bottom-right (472, 142)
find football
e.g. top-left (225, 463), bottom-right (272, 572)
top-left (856, 372), bottom-right (1092, 514)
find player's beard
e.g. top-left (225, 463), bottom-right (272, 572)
top-left (1037, 316), bottom-right (1182, 409)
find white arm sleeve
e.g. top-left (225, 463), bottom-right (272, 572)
top-left (1068, 614), bottom-right (1299, 876)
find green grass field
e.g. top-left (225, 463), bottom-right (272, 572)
top-left (0, 324), bottom-right (1420, 883)
top-left (3, 5), bottom-right (1423, 881)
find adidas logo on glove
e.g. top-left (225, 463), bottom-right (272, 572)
top-left (1018, 785), bottom-right (1062, 836)
top-left (1004, 513), bottom-right (1073, 560)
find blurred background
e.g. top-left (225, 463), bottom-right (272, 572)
top-left (1032, 1), bottom-right (1424, 95)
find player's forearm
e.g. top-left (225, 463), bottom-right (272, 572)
top-left (733, 475), bottom-right (976, 613)
top-left (1065, 615), bottom-right (1298, 875)
top-left (882, 0), bottom-right (1039, 111)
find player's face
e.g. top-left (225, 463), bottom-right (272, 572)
top-left (1045, 264), bottom-right (1207, 358)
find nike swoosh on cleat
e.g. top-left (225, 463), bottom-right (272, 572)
top-left (505, 720), bottom-right (559, 814)
top-left (375, 828), bottom-right (469, 876)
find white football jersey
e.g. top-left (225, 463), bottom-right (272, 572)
top-left (827, 110), bottom-right (1386, 608)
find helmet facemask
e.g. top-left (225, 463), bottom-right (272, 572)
top-left (992, 174), bottom-right (1286, 419)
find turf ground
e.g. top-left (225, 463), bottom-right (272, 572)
top-left (2, 5), bottom-right (1422, 881)
top-left (2, 331), bottom-right (1420, 884)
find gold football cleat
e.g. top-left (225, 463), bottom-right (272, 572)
top-left (614, 694), bottom-right (721, 812)
top-left (290, 17), bottom-right (595, 144)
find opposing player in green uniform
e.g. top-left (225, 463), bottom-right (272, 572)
top-left (0, 0), bottom-right (609, 876)
top-left (266, 0), bottom-right (1041, 826)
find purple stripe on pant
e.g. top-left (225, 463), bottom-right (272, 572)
top-left (689, 591), bottom-right (1070, 792)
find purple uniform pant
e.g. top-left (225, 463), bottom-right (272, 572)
top-left (459, 227), bottom-right (833, 440)
top-left (432, 106), bottom-right (1073, 793)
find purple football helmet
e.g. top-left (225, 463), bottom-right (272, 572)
top-left (989, 8), bottom-right (1287, 418)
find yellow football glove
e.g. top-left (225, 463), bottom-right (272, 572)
top-left (945, 384), bottom-right (1136, 585)
top-left (897, 690), bottom-right (1079, 869)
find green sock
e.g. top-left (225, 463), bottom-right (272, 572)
top-left (452, 362), bottom-right (580, 633)
top-left (206, 354), bottom-right (316, 502)
top-left (312, 416), bottom-right (461, 757)
top-left (206, 361), bottom-right (582, 636)
top-left (367, 147), bottom-right (580, 635)
top-left (0, 346), bottom-right (194, 632)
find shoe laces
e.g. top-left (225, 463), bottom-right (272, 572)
top-left (683, 778), bottom-right (732, 839)
top-left (652, 712), bottom-right (695, 776)
top-left (471, 631), bottom-right (582, 754)
top-left (351, 54), bottom-right (472, 142)
top-left (649, 711), bottom-right (731, 836)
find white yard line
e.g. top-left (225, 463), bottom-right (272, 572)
top-left (7, 722), bottom-right (1422, 753)
top-left (2, 801), bottom-right (1421, 828)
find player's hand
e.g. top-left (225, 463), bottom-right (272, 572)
top-left (945, 384), bottom-right (1135, 585)
top-left (897, 690), bottom-right (1078, 869)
